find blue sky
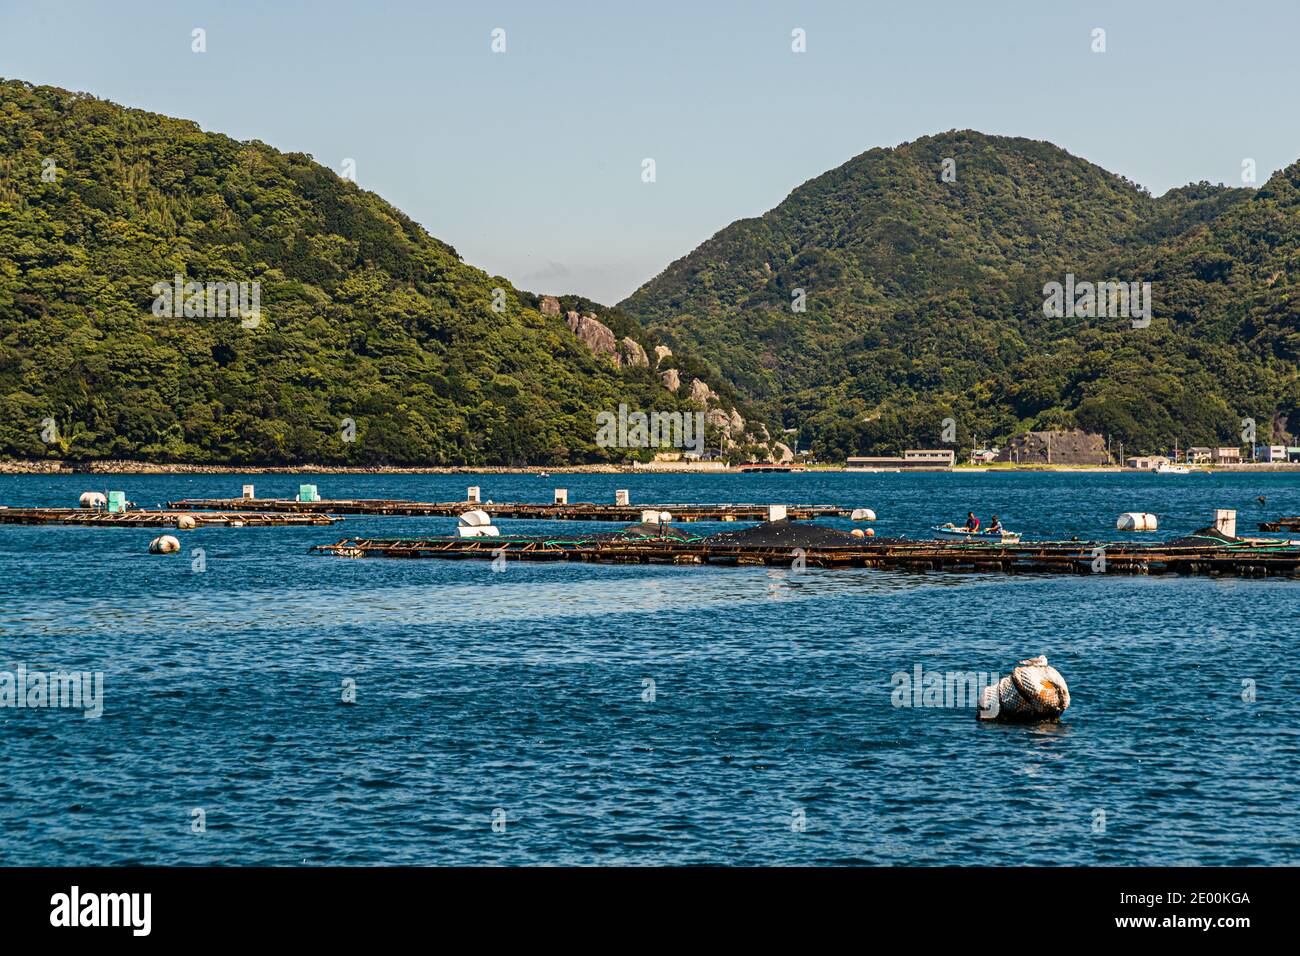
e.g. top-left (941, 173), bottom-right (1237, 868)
top-left (2, 0), bottom-right (1297, 303)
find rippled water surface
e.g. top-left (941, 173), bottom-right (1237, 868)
top-left (1, 471), bottom-right (1298, 865)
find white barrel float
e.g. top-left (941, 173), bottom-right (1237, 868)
top-left (850, 508), bottom-right (876, 522)
top-left (175, 514), bottom-right (197, 530)
top-left (767, 504), bottom-right (788, 522)
top-left (615, 489), bottom-right (630, 506)
top-left (640, 509), bottom-right (661, 524)
top-left (457, 509), bottom-right (498, 537)
top-left (242, 484), bottom-right (255, 499)
top-left (1116, 512), bottom-right (1158, 531)
top-left (978, 655), bottom-right (1070, 723)
top-left (466, 486), bottom-right (481, 503)
top-left (78, 491), bottom-right (106, 509)
top-left (148, 535), bottom-right (181, 554)
top-left (1214, 509), bottom-right (1237, 539)
top-left (554, 489), bottom-right (568, 505)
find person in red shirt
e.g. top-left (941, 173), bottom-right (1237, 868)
top-left (965, 512), bottom-right (980, 532)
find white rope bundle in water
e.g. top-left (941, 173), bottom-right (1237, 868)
top-left (978, 655), bottom-right (1070, 722)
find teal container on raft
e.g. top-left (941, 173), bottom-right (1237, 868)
top-left (107, 491), bottom-right (127, 513)
top-left (298, 484), bottom-right (319, 503)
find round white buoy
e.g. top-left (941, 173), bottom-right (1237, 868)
top-left (850, 528), bottom-right (865, 538)
top-left (148, 535), bottom-right (181, 554)
top-left (850, 508), bottom-right (877, 521)
top-left (175, 514), bottom-right (197, 530)
top-left (977, 655), bottom-right (1070, 723)
top-left (658, 511), bottom-right (672, 524)
top-left (1116, 512), bottom-right (1158, 531)
top-left (458, 509), bottom-right (492, 528)
top-left (78, 492), bottom-right (106, 509)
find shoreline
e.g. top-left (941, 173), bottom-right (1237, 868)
top-left (5, 459), bottom-right (1300, 476)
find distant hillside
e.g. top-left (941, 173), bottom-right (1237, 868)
top-left (0, 79), bottom-right (745, 465)
top-left (620, 131), bottom-right (1295, 457)
top-left (5, 88), bottom-right (1293, 465)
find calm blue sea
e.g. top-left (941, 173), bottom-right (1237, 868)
top-left (1, 470), bottom-right (1298, 866)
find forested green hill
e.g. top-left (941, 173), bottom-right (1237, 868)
top-left (620, 131), bottom-right (1299, 457)
top-left (4, 83), bottom-right (1296, 465)
top-left (0, 79), bottom-right (714, 465)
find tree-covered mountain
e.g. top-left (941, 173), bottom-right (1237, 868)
top-left (620, 131), bottom-right (1299, 458)
top-left (4, 85), bottom-right (1295, 466)
top-left (0, 78), bottom-right (743, 466)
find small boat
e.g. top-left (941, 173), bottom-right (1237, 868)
top-left (930, 523), bottom-right (1021, 544)
top-left (1156, 462), bottom-right (1190, 474)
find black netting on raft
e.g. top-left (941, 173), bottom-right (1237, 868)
top-left (556, 523), bottom-right (704, 543)
top-left (701, 519), bottom-right (873, 548)
top-left (1164, 526), bottom-right (1242, 547)
top-left (604, 522), bottom-right (701, 541)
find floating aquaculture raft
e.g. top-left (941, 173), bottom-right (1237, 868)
top-left (309, 527), bottom-right (1300, 577)
top-left (0, 508), bottom-right (339, 527)
top-left (1259, 517), bottom-right (1300, 532)
top-left (169, 497), bottom-right (846, 522)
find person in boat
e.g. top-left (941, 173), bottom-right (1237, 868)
top-left (988, 515), bottom-right (1003, 534)
top-left (965, 512), bottom-right (980, 532)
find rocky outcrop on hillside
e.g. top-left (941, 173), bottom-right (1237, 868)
top-left (552, 308), bottom-right (789, 459)
top-left (689, 378), bottom-right (717, 405)
top-left (706, 407), bottom-right (731, 430)
top-left (620, 336), bottom-right (649, 368)
top-left (683, 379), bottom-right (747, 446)
top-left (565, 311), bottom-right (619, 360)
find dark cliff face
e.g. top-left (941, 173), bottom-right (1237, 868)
top-left (996, 430), bottom-right (1110, 465)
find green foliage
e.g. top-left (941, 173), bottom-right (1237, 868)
top-left (5, 87), bottom-right (1291, 464)
top-left (0, 79), bottom-right (708, 465)
top-left (620, 130), bottom-right (1297, 455)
